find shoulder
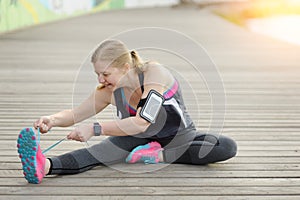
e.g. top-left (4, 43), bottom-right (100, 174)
top-left (143, 61), bottom-right (166, 72)
top-left (143, 61), bottom-right (173, 81)
top-left (142, 62), bottom-right (175, 97)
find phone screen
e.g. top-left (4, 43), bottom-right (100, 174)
top-left (144, 97), bottom-right (161, 117)
top-left (140, 90), bottom-right (164, 123)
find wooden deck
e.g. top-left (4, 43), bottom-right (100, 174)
top-left (1, 6), bottom-right (300, 199)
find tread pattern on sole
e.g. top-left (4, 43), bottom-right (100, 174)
top-left (17, 128), bottom-right (43, 184)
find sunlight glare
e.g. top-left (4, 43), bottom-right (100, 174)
top-left (247, 15), bottom-right (300, 45)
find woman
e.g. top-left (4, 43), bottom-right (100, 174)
top-left (17, 39), bottom-right (237, 184)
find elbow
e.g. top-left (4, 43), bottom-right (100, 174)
top-left (135, 117), bottom-right (151, 133)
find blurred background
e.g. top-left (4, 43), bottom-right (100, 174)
top-left (1, 0), bottom-right (300, 45)
top-left (213, 0), bottom-right (300, 45)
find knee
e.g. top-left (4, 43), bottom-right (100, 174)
top-left (218, 135), bottom-right (237, 159)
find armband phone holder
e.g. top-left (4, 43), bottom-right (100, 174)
top-left (139, 90), bottom-right (164, 123)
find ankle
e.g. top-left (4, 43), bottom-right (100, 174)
top-left (158, 149), bottom-right (164, 162)
top-left (44, 158), bottom-right (51, 175)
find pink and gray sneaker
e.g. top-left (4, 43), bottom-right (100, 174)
top-left (126, 141), bottom-right (163, 164)
top-left (17, 128), bottom-right (45, 184)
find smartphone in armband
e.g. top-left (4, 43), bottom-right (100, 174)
top-left (139, 90), bottom-right (165, 124)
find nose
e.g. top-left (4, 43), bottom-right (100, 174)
top-left (98, 74), bottom-right (105, 83)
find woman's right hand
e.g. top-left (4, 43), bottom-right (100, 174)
top-left (34, 116), bottom-right (54, 133)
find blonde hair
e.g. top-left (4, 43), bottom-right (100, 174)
top-left (91, 39), bottom-right (144, 72)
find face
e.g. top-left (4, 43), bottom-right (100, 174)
top-left (94, 60), bottom-right (128, 90)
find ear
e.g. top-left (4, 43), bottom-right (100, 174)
top-left (123, 63), bottom-right (130, 73)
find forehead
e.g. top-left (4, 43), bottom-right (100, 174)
top-left (94, 60), bottom-right (113, 72)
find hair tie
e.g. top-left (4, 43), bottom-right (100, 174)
top-left (130, 50), bottom-right (136, 57)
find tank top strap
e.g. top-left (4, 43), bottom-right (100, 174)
top-left (138, 72), bottom-right (144, 93)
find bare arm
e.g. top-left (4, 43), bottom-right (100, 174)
top-left (35, 87), bottom-right (111, 132)
top-left (68, 84), bottom-right (165, 140)
top-left (101, 108), bottom-right (150, 136)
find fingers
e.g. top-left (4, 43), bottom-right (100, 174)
top-left (67, 130), bottom-right (84, 142)
top-left (67, 131), bottom-right (75, 140)
top-left (39, 124), bottom-right (50, 133)
top-left (34, 118), bottom-right (44, 128)
top-left (38, 118), bottom-right (44, 127)
top-left (33, 119), bottom-right (40, 129)
top-left (33, 117), bottom-right (51, 133)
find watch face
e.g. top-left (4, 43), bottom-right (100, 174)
top-left (94, 123), bottom-right (101, 136)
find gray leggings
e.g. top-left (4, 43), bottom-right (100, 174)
top-left (48, 129), bottom-right (237, 175)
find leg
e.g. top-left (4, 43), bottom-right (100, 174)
top-left (162, 130), bottom-right (237, 165)
top-left (49, 136), bottom-right (150, 175)
top-left (125, 130), bottom-right (197, 164)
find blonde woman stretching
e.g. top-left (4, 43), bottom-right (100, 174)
top-left (17, 40), bottom-right (237, 184)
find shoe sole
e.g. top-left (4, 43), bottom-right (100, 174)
top-left (17, 128), bottom-right (42, 184)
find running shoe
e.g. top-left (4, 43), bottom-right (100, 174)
top-left (126, 141), bottom-right (163, 164)
top-left (17, 128), bottom-right (45, 184)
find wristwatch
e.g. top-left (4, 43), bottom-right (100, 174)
top-left (93, 122), bottom-right (102, 136)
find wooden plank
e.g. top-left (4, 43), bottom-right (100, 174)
top-left (1, 177), bottom-right (300, 187)
top-left (2, 169), bottom-right (300, 178)
top-left (0, 196), bottom-right (299, 200)
top-left (1, 186), bottom-right (300, 196)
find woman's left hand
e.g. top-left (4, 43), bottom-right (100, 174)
top-left (67, 123), bottom-right (94, 142)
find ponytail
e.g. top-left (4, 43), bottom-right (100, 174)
top-left (130, 50), bottom-right (144, 72)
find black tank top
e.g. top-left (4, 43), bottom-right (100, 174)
top-left (113, 72), bottom-right (194, 138)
